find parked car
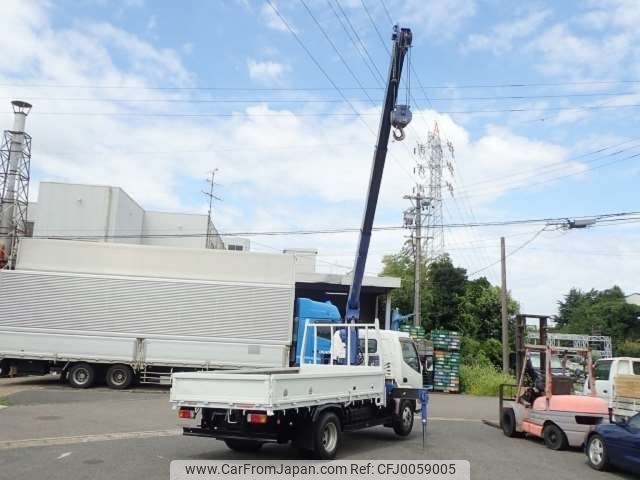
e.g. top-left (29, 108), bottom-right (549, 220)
top-left (585, 413), bottom-right (640, 473)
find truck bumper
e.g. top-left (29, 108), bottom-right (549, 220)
top-left (183, 427), bottom-right (280, 444)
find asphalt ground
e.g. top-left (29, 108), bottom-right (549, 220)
top-left (0, 375), bottom-right (634, 480)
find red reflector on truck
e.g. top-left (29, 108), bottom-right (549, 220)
top-left (247, 413), bottom-right (268, 424)
top-left (178, 408), bottom-right (196, 419)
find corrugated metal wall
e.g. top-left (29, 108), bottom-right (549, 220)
top-left (0, 270), bottom-right (293, 343)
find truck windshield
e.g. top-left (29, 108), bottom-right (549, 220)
top-left (594, 360), bottom-right (612, 380)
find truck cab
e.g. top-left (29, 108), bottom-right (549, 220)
top-left (584, 357), bottom-right (640, 399)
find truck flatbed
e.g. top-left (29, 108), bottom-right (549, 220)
top-left (171, 365), bottom-right (385, 414)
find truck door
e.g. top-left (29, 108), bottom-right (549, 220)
top-left (399, 339), bottom-right (423, 388)
top-left (588, 359), bottom-right (613, 398)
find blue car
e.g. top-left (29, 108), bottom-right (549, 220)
top-left (585, 413), bottom-right (640, 474)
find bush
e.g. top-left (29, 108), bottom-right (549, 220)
top-left (460, 363), bottom-right (515, 396)
top-left (461, 336), bottom-right (502, 368)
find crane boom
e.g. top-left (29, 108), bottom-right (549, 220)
top-left (345, 25), bottom-right (413, 323)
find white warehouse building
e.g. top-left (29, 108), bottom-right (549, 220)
top-left (27, 182), bottom-right (249, 251)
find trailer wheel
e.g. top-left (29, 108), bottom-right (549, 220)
top-left (224, 440), bottom-right (263, 453)
top-left (501, 408), bottom-right (522, 438)
top-left (392, 400), bottom-right (414, 436)
top-left (312, 412), bottom-right (342, 460)
top-left (543, 423), bottom-right (567, 450)
top-left (67, 363), bottom-right (95, 389)
top-left (106, 364), bottom-right (134, 390)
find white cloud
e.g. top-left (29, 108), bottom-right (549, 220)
top-left (400, 0), bottom-right (476, 40)
top-left (247, 59), bottom-right (287, 83)
top-left (463, 9), bottom-right (551, 54)
top-left (260, 3), bottom-right (293, 33)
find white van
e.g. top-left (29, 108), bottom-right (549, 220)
top-left (583, 357), bottom-right (640, 399)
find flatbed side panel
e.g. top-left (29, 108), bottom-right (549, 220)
top-left (270, 368), bottom-right (385, 407)
top-left (143, 338), bottom-right (287, 368)
top-left (0, 330), bottom-right (136, 363)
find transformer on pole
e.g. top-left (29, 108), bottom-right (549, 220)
top-left (0, 101), bottom-right (32, 269)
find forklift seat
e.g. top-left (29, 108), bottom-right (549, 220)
top-left (551, 376), bottom-right (574, 395)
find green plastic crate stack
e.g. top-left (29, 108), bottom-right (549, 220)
top-left (431, 330), bottom-right (461, 393)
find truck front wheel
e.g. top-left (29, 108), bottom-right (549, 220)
top-left (312, 412), bottom-right (342, 460)
top-left (67, 363), bottom-right (95, 389)
top-left (392, 400), bottom-right (414, 436)
top-left (224, 439), bottom-right (263, 452)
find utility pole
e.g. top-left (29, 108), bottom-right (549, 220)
top-left (202, 169), bottom-right (221, 249)
top-left (403, 190), bottom-right (426, 328)
top-left (501, 236), bottom-right (509, 372)
top-left (413, 191), bottom-right (422, 328)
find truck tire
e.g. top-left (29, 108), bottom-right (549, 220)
top-left (543, 423), bottom-right (567, 450)
top-left (224, 439), bottom-right (263, 453)
top-left (392, 400), bottom-right (414, 436)
top-left (106, 364), bottom-right (134, 390)
top-left (67, 363), bottom-right (95, 389)
top-left (312, 411), bottom-right (342, 460)
top-left (501, 408), bottom-right (522, 437)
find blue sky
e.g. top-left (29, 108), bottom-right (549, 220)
top-left (2, 0), bottom-right (639, 314)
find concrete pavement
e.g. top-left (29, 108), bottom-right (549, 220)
top-left (0, 376), bottom-right (634, 480)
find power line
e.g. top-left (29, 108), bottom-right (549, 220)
top-left (7, 79), bottom-right (640, 91)
top-left (458, 137), bottom-right (640, 191)
top-left (468, 226), bottom-right (548, 276)
top-left (267, 0), bottom-right (417, 183)
top-left (9, 101), bottom-right (640, 118)
top-left (456, 149), bottom-right (640, 201)
top-left (22, 210), bottom-right (640, 240)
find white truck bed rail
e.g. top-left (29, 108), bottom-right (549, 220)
top-left (170, 321), bottom-right (386, 413)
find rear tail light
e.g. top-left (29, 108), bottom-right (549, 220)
top-left (247, 413), bottom-right (268, 424)
top-left (178, 407), bottom-right (196, 419)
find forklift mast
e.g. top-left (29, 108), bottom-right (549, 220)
top-left (345, 25), bottom-right (413, 325)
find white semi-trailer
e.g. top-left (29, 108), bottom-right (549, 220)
top-left (0, 238), bottom-right (298, 388)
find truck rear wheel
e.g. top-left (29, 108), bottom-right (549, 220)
top-left (67, 363), bottom-right (95, 389)
top-left (224, 439), bottom-right (263, 453)
top-left (312, 412), bottom-right (342, 460)
top-left (392, 400), bottom-right (414, 436)
top-left (106, 364), bottom-right (134, 389)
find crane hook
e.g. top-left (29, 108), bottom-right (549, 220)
top-left (392, 127), bottom-right (406, 141)
top-left (390, 104), bottom-right (412, 142)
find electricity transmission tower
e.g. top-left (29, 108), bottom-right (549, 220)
top-left (403, 121), bottom-right (455, 327)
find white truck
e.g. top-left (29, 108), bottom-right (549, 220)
top-left (583, 357), bottom-right (640, 419)
top-left (170, 321), bottom-right (427, 459)
top-left (0, 238), bottom-right (301, 388)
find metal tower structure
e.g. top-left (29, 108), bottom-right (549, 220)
top-left (202, 169), bottom-right (221, 249)
top-left (0, 101), bottom-right (32, 269)
top-left (424, 122), bottom-right (450, 260)
top-left (403, 121), bottom-right (456, 327)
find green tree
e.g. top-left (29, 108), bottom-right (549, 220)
top-left (423, 254), bottom-right (467, 331)
top-left (459, 277), bottom-right (519, 340)
top-left (557, 286), bottom-right (640, 349)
